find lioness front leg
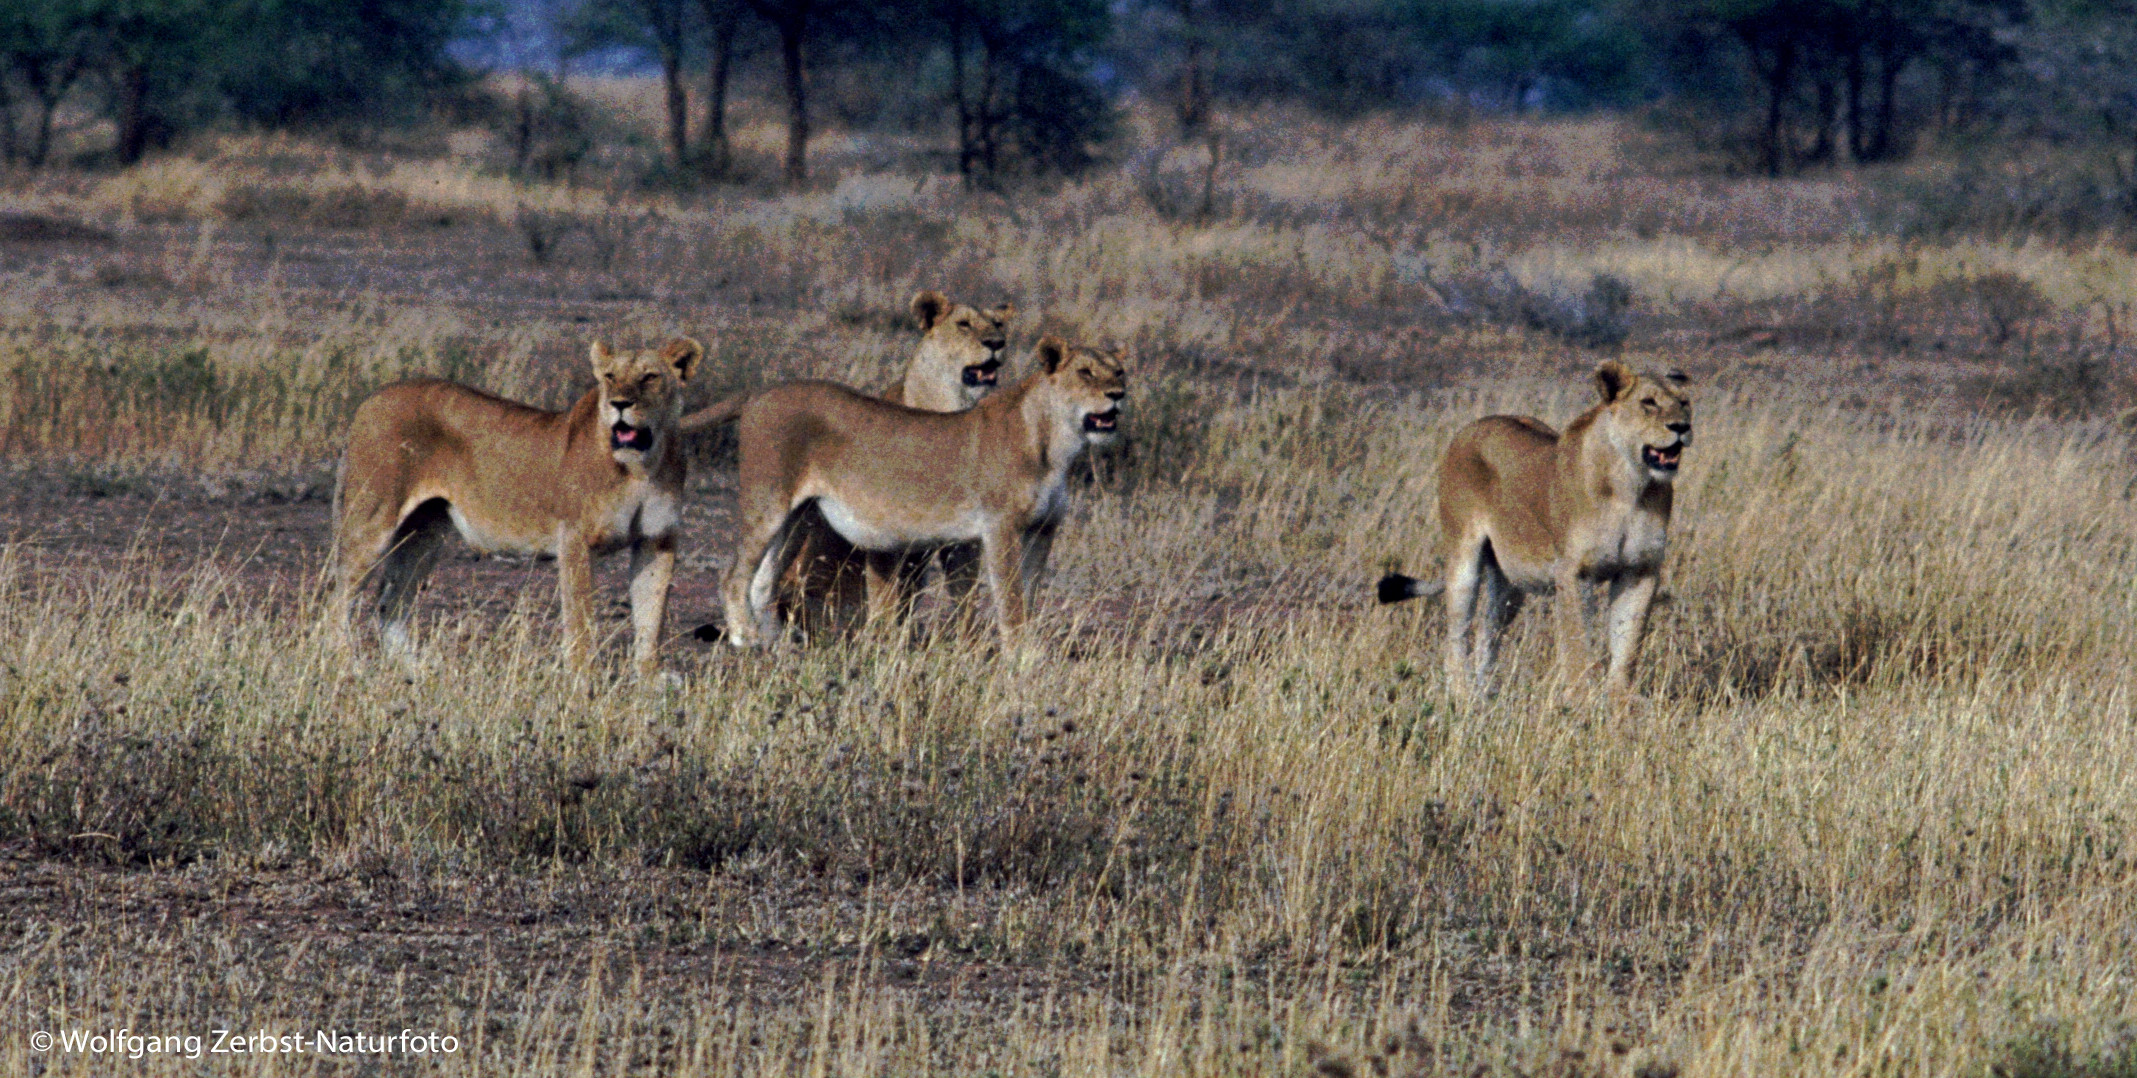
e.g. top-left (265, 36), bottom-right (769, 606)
top-left (861, 550), bottom-right (923, 629)
top-left (1017, 519), bottom-right (1059, 615)
top-left (1602, 573), bottom-right (1659, 704)
top-left (1550, 564), bottom-right (1594, 701)
top-left (980, 521), bottom-right (1029, 641)
top-left (628, 536), bottom-right (676, 673)
top-left (557, 527), bottom-right (595, 669)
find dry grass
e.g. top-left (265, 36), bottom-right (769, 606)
top-left (3, 86), bottom-right (2137, 1076)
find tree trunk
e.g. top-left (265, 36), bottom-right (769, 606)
top-left (1865, 46), bottom-right (1901, 162)
top-left (701, 2), bottom-right (737, 176)
top-left (0, 84), bottom-right (17, 164)
top-left (22, 58), bottom-right (82, 168)
top-left (1759, 39), bottom-right (1796, 178)
top-left (777, 15), bottom-right (808, 185)
top-left (30, 93), bottom-right (61, 168)
top-left (950, 17), bottom-right (977, 184)
top-left (976, 46), bottom-right (999, 180)
top-left (1845, 42), bottom-right (1866, 161)
top-left (660, 46), bottom-right (689, 170)
top-left (1176, 0), bottom-right (1208, 134)
top-left (114, 60), bottom-right (154, 166)
top-left (1807, 75), bottom-right (1836, 164)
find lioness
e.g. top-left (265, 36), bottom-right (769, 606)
top-left (720, 335), bottom-right (1126, 648)
top-left (1378, 361), bottom-right (1692, 705)
top-left (333, 338), bottom-right (703, 672)
top-left (679, 291), bottom-right (1013, 432)
top-left (682, 290), bottom-right (1015, 637)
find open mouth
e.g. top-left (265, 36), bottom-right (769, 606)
top-left (962, 357), bottom-right (1003, 387)
top-left (1642, 443), bottom-right (1683, 471)
top-left (611, 420), bottom-right (650, 452)
top-left (1083, 408), bottom-right (1119, 433)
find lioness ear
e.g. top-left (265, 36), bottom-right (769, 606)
top-left (911, 290), bottom-right (949, 332)
top-left (1594, 360), bottom-right (1634, 403)
top-left (661, 336), bottom-right (704, 382)
top-left (589, 341), bottom-right (613, 376)
top-left (1036, 335), bottom-right (1069, 374)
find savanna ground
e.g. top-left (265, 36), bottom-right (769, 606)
top-left (3, 87), bottom-right (2137, 1076)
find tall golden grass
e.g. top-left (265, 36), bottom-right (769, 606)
top-left (3, 382), bottom-right (2135, 1074)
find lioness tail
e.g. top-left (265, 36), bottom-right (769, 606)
top-left (681, 395), bottom-right (747, 433)
top-left (1376, 573), bottom-right (1444, 605)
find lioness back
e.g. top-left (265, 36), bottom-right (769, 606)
top-left (1437, 414), bottom-right (1564, 573)
top-left (738, 382), bottom-right (976, 517)
top-left (343, 381), bottom-right (579, 541)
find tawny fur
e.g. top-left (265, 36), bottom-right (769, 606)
top-left (685, 291), bottom-right (1015, 638)
top-left (720, 335), bottom-right (1126, 648)
top-left (1380, 361), bottom-right (1693, 705)
top-left (332, 338), bottom-right (702, 672)
top-left (679, 291), bottom-right (1013, 433)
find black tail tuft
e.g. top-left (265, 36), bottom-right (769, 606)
top-left (1378, 573), bottom-right (1420, 604)
top-left (691, 622), bottom-right (725, 643)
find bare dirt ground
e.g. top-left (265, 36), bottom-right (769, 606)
top-left (0, 472), bottom-right (743, 643)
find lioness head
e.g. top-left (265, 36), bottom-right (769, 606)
top-left (591, 337), bottom-right (702, 464)
top-left (1595, 360), bottom-right (1692, 481)
top-left (912, 290), bottom-right (1015, 406)
top-left (1036, 335), bottom-right (1128, 447)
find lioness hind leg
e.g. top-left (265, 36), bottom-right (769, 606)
top-left (372, 500), bottom-right (455, 663)
top-left (1442, 536), bottom-right (1486, 702)
top-left (723, 504), bottom-right (806, 649)
top-left (332, 523), bottom-right (385, 653)
top-left (781, 509), bottom-right (866, 640)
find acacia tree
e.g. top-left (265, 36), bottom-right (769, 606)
top-left (641, 0), bottom-right (694, 170)
top-left (931, 0), bottom-right (1112, 187)
top-left (696, 0), bottom-right (750, 175)
top-left (82, 0), bottom-right (222, 165)
top-left (0, 1), bottom-right (93, 166)
top-left (568, 0), bottom-right (697, 170)
top-left (741, 0), bottom-right (813, 184)
top-left (2004, 0), bottom-right (2137, 218)
top-left (1659, 0), bottom-right (2023, 175)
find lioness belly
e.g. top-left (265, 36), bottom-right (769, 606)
top-left (443, 502), bottom-right (553, 556)
top-left (813, 494), bottom-right (978, 551)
